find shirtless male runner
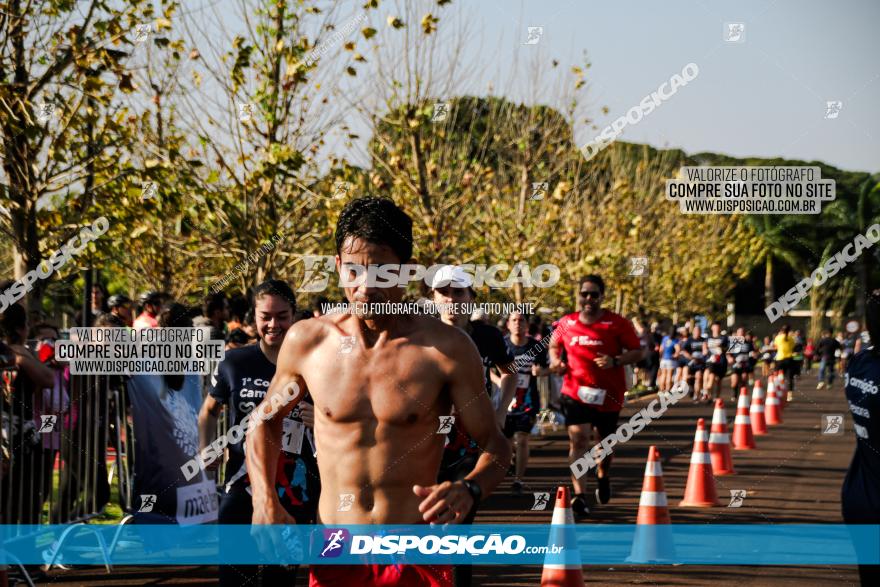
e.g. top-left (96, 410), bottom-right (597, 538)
top-left (246, 197), bottom-right (511, 586)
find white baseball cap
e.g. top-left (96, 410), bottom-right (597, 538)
top-left (428, 265), bottom-right (474, 289)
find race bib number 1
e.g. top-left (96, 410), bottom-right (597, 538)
top-left (577, 386), bottom-right (607, 406)
top-left (281, 419), bottom-right (305, 454)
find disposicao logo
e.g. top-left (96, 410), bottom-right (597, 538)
top-left (320, 528), bottom-right (349, 558)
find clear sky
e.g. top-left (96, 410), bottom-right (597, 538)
top-left (459, 0), bottom-right (880, 172)
top-left (208, 0), bottom-right (879, 173)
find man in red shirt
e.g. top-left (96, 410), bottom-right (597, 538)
top-left (549, 274), bottom-right (643, 519)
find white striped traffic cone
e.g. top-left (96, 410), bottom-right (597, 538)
top-left (775, 371), bottom-right (789, 409)
top-left (627, 446), bottom-right (677, 563)
top-left (680, 418), bottom-right (720, 507)
top-left (749, 381), bottom-right (767, 435)
top-left (540, 487), bottom-right (584, 586)
top-left (709, 398), bottom-right (736, 475)
top-left (732, 387), bottom-right (756, 449)
top-left (765, 382), bottom-right (783, 425)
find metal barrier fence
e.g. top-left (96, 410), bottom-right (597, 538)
top-left (0, 366), bottom-right (224, 584)
top-left (1, 369), bottom-right (132, 524)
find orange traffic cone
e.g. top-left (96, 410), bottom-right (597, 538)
top-left (776, 371), bottom-right (789, 410)
top-left (752, 379), bottom-right (763, 401)
top-left (540, 487), bottom-right (584, 586)
top-left (765, 382), bottom-right (783, 425)
top-left (749, 382), bottom-right (767, 435)
top-left (680, 419), bottom-right (720, 507)
top-left (732, 388), bottom-right (756, 449)
top-left (637, 445), bottom-right (672, 524)
top-left (709, 399), bottom-right (736, 475)
top-left (627, 446), bottom-right (676, 563)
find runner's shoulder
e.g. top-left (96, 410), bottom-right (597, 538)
top-left (283, 315), bottom-right (335, 351)
top-left (425, 318), bottom-right (483, 362)
top-left (601, 309), bottom-right (633, 330)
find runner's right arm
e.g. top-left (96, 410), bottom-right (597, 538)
top-left (415, 333), bottom-right (512, 524)
top-left (549, 333), bottom-right (567, 374)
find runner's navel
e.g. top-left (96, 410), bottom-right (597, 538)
top-left (362, 487), bottom-right (374, 511)
top-left (406, 412), bottom-right (418, 424)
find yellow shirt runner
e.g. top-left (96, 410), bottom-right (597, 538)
top-left (774, 333), bottom-right (795, 361)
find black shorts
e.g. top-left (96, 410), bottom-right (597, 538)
top-left (503, 411), bottom-right (535, 438)
top-left (560, 395), bottom-right (620, 437)
top-left (708, 360), bottom-right (727, 377)
top-left (732, 361), bottom-right (752, 374)
top-left (687, 359), bottom-right (705, 372)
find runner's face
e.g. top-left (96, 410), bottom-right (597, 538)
top-left (507, 312), bottom-right (527, 336)
top-left (337, 237), bottom-right (406, 319)
top-left (578, 283), bottom-right (603, 313)
top-left (432, 286), bottom-right (472, 321)
top-left (255, 294), bottom-right (293, 347)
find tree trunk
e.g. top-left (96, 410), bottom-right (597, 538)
top-left (855, 257), bottom-right (868, 319)
top-left (809, 288), bottom-right (823, 340)
top-left (764, 255), bottom-right (775, 309)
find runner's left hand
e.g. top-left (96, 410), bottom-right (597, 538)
top-left (413, 481), bottom-right (473, 524)
top-left (594, 353), bottom-right (613, 369)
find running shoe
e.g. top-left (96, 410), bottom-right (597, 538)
top-left (596, 477), bottom-right (612, 504)
top-left (817, 381), bottom-right (825, 389)
top-left (511, 480), bottom-right (524, 496)
top-left (571, 493), bottom-right (590, 520)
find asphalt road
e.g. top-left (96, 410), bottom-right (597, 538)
top-left (31, 372), bottom-right (860, 586)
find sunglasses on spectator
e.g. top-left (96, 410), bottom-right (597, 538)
top-left (579, 290), bottom-right (602, 299)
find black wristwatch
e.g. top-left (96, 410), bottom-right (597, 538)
top-left (611, 356), bottom-right (619, 367)
top-left (461, 479), bottom-right (482, 510)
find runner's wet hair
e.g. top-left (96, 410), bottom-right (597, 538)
top-left (335, 197), bottom-right (413, 262)
top-left (253, 279), bottom-right (297, 312)
top-left (579, 274), bottom-right (605, 295)
top-left (867, 289), bottom-right (880, 356)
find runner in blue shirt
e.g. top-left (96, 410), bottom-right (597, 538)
top-left (658, 329), bottom-right (678, 398)
top-left (842, 290), bottom-right (880, 585)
